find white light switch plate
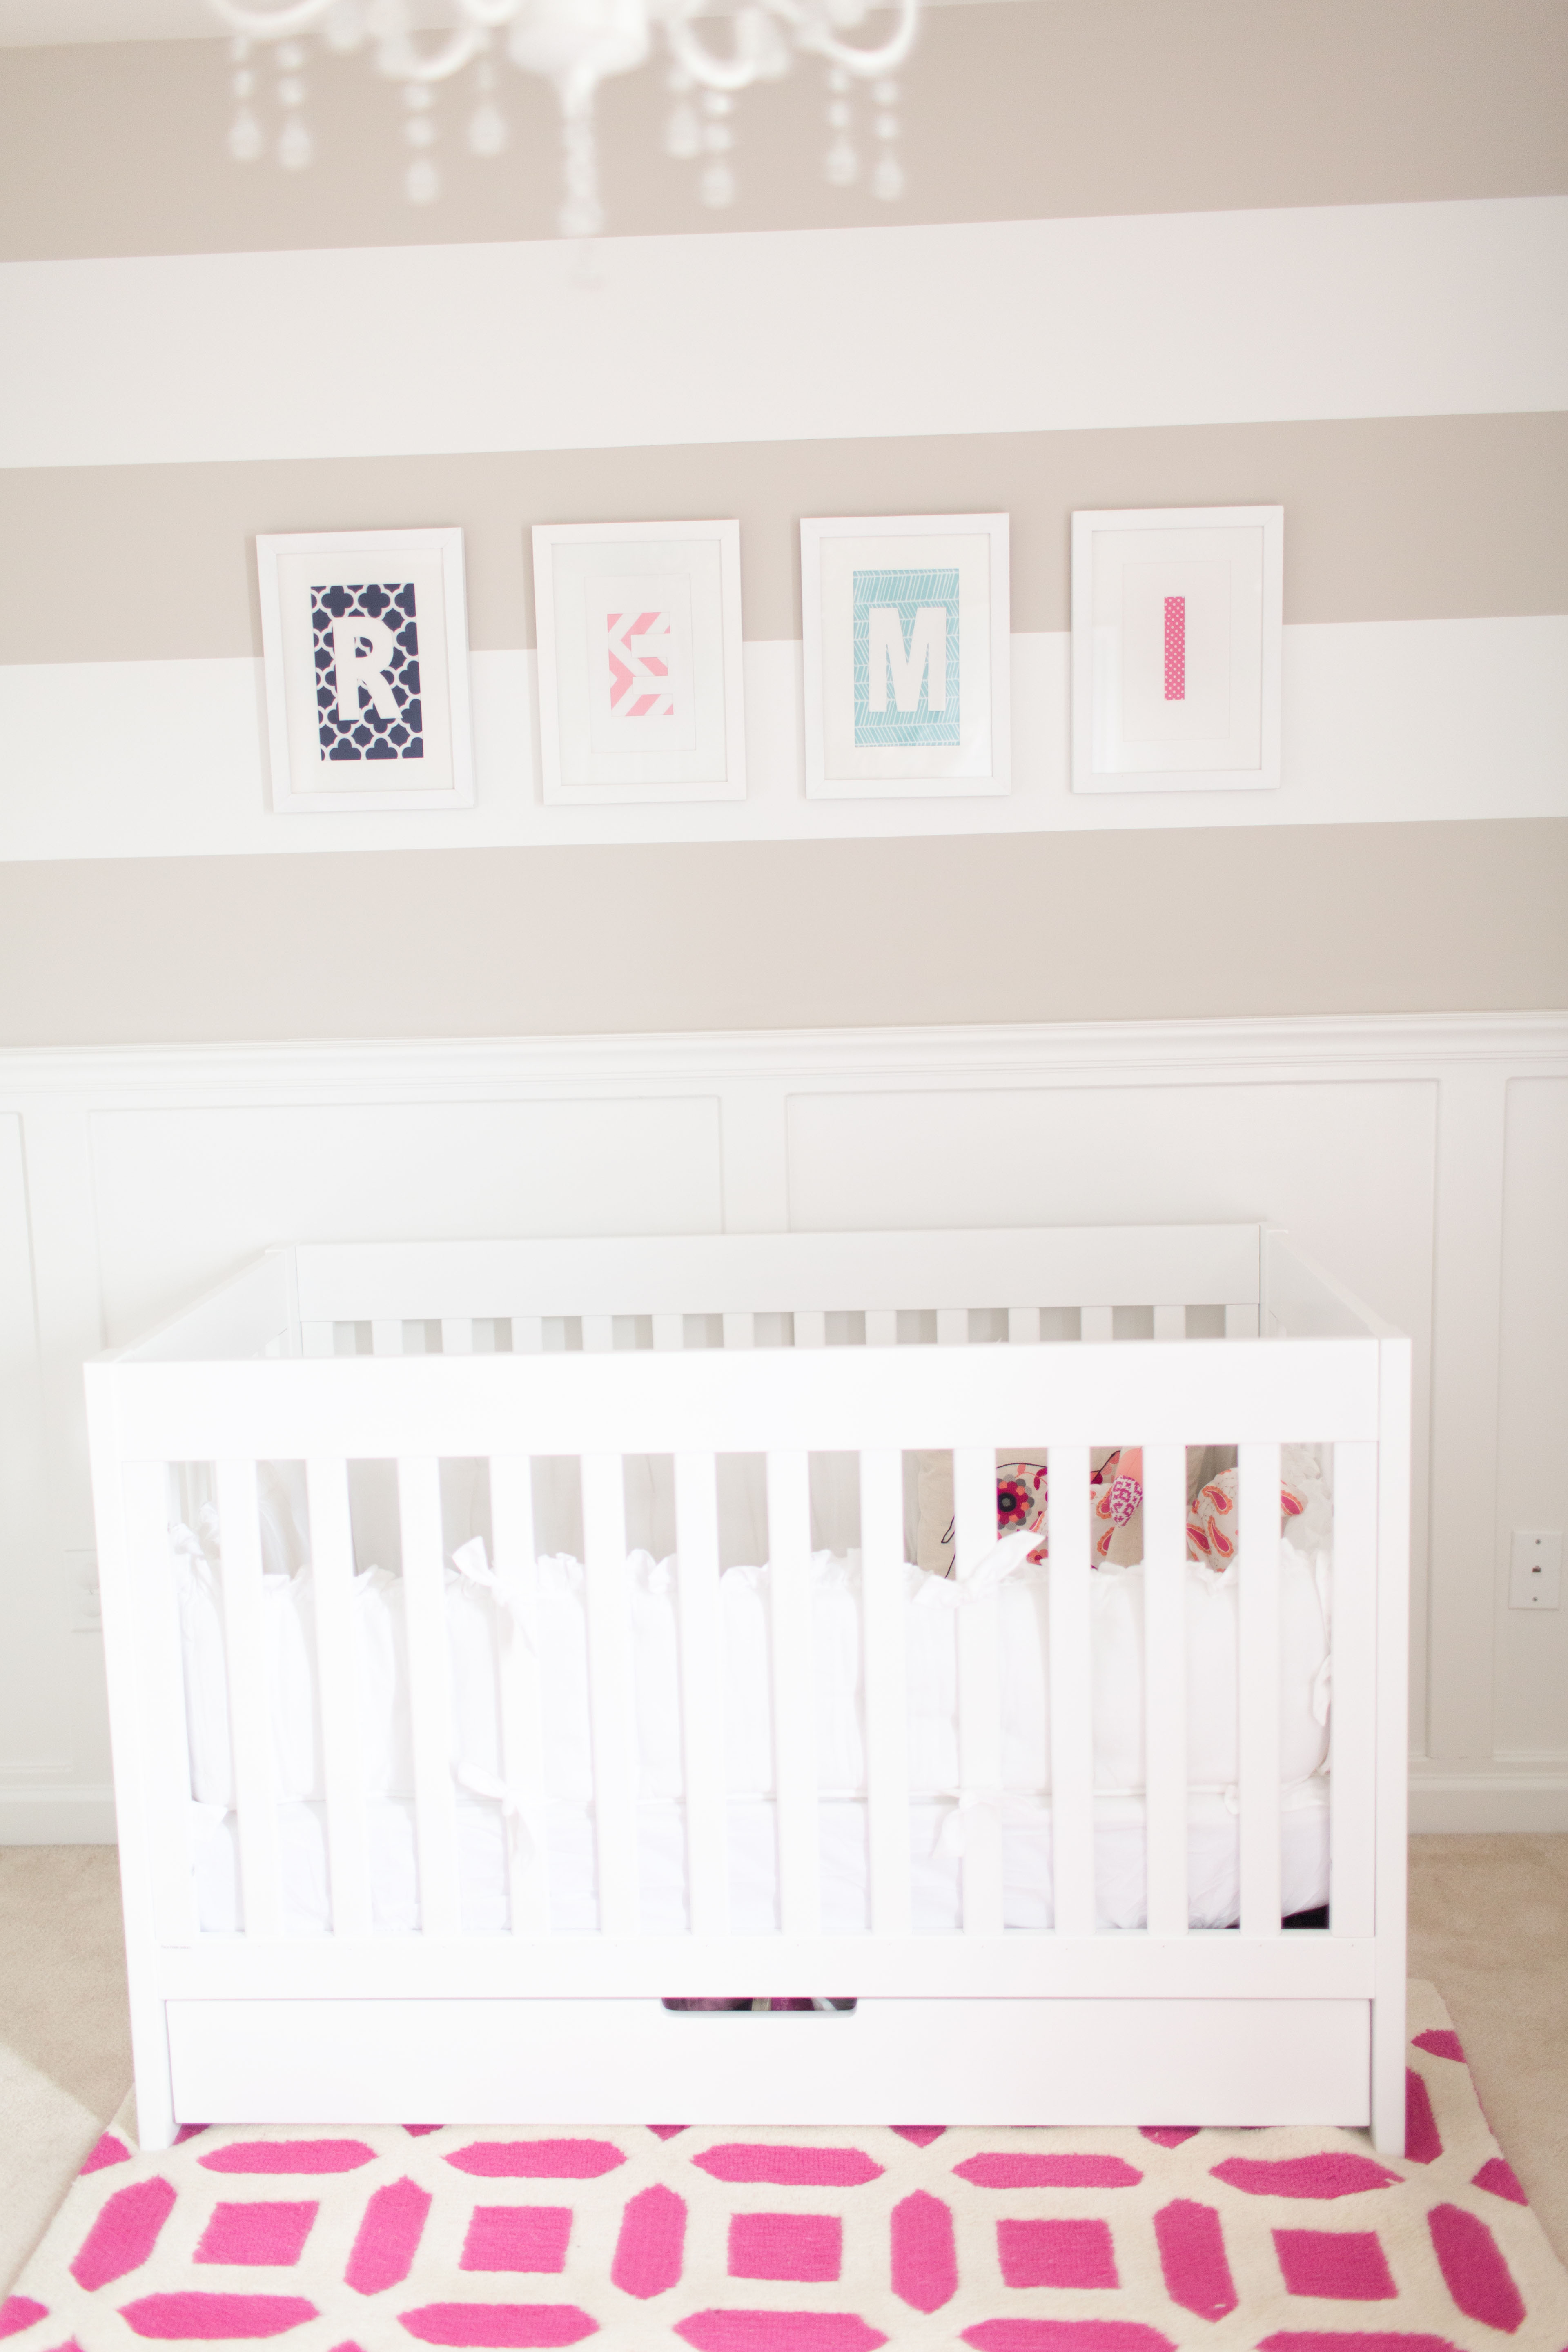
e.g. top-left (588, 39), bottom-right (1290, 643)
top-left (1510, 1529), bottom-right (1564, 1610)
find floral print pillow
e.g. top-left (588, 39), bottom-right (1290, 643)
top-left (990, 1450), bottom-right (1305, 1573)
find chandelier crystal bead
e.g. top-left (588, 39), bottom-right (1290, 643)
top-left (205, 0), bottom-right (920, 237)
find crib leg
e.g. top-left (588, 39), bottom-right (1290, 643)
top-left (129, 1995), bottom-right (178, 2152)
top-left (1369, 1985), bottom-right (1407, 2158)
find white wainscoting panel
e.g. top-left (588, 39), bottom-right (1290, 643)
top-left (1492, 1077), bottom-right (1568, 1761)
top-left (0, 1012), bottom-right (1564, 1840)
top-left (90, 1097), bottom-right (725, 1349)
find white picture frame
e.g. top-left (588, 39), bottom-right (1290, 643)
top-left (257, 527), bottom-right (474, 813)
top-left (800, 513), bottom-right (1011, 800)
top-left (532, 520), bottom-right (746, 805)
top-left (1071, 504), bottom-right (1283, 794)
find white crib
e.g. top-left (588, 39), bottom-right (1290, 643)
top-left (85, 1222), bottom-right (1410, 2154)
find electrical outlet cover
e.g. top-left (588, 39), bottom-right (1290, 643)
top-left (1510, 1528), bottom-right (1564, 1610)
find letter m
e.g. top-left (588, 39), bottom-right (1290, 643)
top-left (868, 606), bottom-right (948, 713)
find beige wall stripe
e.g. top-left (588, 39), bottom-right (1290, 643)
top-left (2, 413), bottom-right (1563, 665)
top-left (0, 822), bottom-right (1561, 1046)
top-left (1, 0), bottom-right (1563, 262)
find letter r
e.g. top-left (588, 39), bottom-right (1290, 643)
top-left (332, 614), bottom-right (400, 722)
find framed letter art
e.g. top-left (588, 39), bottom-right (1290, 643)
top-left (532, 520), bottom-right (746, 804)
top-left (800, 513), bottom-right (1010, 800)
top-left (1071, 505), bottom-right (1283, 793)
top-left (257, 527), bottom-right (474, 813)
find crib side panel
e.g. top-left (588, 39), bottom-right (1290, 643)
top-left (104, 1310), bottom-right (1387, 1988)
top-left (1330, 1442), bottom-right (1379, 1944)
top-left (86, 1382), bottom-right (184, 2149)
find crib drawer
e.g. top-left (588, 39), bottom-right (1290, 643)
top-left (166, 1994), bottom-right (1372, 2131)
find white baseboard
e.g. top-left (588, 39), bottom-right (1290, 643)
top-left (1409, 1766), bottom-right (1568, 1834)
top-left (0, 1784), bottom-right (117, 1844)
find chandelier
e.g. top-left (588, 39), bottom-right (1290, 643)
top-left (206, 0), bottom-right (922, 240)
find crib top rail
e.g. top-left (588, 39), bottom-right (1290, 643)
top-left (103, 1222), bottom-right (1393, 1370)
top-left (96, 1329), bottom-right (1388, 1463)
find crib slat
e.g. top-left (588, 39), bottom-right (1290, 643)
top-left (722, 1312), bottom-right (755, 1351)
top-left (490, 1454), bottom-right (550, 1937)
top-left (1330, 1440), bottom-right (1378, 1939)
top-left (305, 1458), bottom-right (372, 1938)
top-left (652, 1314), bottom-right (684, 1352)
top-left (1154, 1305), bottom-right (1185, 1341)
top-left (1008, 1307), bottom-right (1042, 1345)
top-left (583, 1315), bottom-right (614, 1354)
top-left (860, 1447), bottom-right (910, 1935)
top-left (673, 1451), bottom-right (728, 1937)
top-left (371, 1319), bottom-right (403, 1357)
top-left (398, 1456), bottom-right (461, 1938)
top-left (1237, 1441), bottom-right (1283, 1936)
top-left (1048, 1445), bottom-right (1095, 1936)
top-left (581, 1451), bottom-right (640, 1936)
top-left (1225, 1302), bottom-right (1261, 1339)
top-left (936, 1307), bottom-right (967, 1347)
top-left (766, 1448), bottom-right (820, 1936)
top-left (953, 1443), bottom-right (1004, 1936)
top-left (1081, 1306), bottom-right (1113, 1343)
top-left (213, 1459), bottom-right (283, 1940)
top-left (1143, 1442), bottom-right (1188, 1937)
top-left (301, 1322), bottom-right (335, 1360)
top-left (794, 1310), bottom-right (826, 1350)
top-left (440, 1318), bottom-right (474, 1356)
top-left (510, 1315), bottom-right (543, 1356)
top-left (865, 1309), bottom-right (898, 1348)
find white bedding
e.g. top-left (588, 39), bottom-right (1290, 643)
top-left (174, 1463), bottom-right (1336, 1938)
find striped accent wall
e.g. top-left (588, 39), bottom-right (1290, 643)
top-left (0, 0), bottom-right (1564, 1030)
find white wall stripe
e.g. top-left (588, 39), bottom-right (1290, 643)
top-left (0, 617), bottom-right (1561, 859)
top-left (2, 199), bottom-right (1564, 470)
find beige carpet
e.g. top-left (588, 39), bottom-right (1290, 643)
top-left (0, 1848), bottom-right (132, 2294)
top-left (2, 1833), bottom-right (1565, 2294)
top-left (1409, 1830), bottom-right (1568, 2256)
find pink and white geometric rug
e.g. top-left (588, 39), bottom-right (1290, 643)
top-left (5, 1983), bottom-right (1566, 2351)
